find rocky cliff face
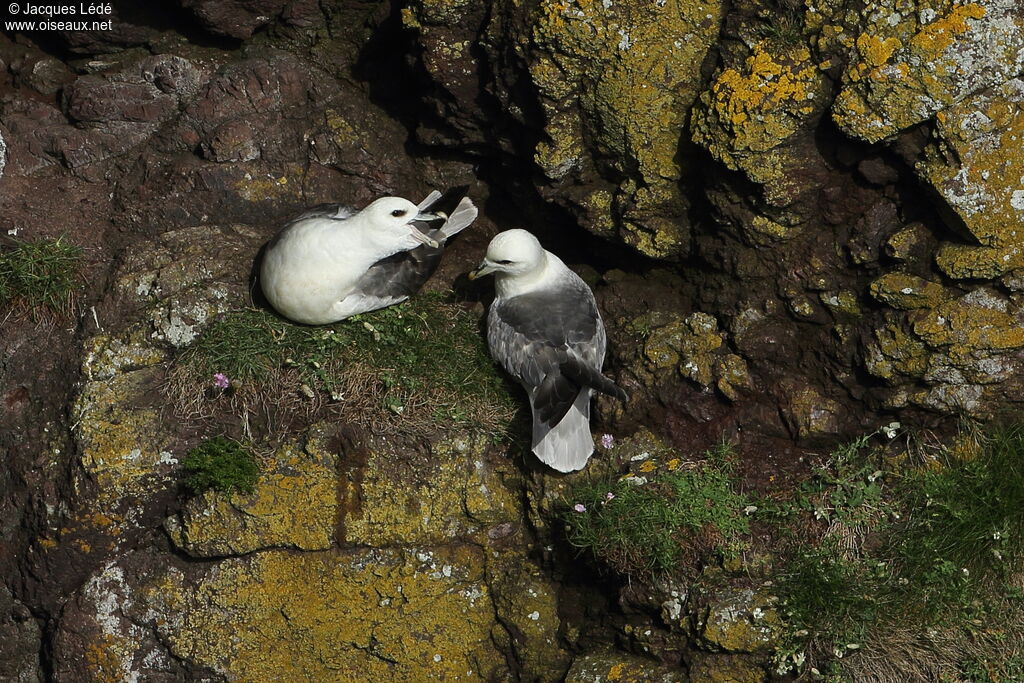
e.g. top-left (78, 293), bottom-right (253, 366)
top-left (1, 0), bottom-right (1022, 680)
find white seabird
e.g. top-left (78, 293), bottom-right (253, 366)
top-left (469, 229), bottom-right (627, 472)
top-left (260, 192), bottom-right (477, 324)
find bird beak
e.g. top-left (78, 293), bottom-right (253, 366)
top-left (468, 261), bottom-right (496, 280)
top-left (414, 211), bottom-right (440, 222)
top-left (409, 228), bottom-right (440, 249)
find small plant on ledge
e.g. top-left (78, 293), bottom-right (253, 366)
top-left (181, 436), bottom-right (260, 495)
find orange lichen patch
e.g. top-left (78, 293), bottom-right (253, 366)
top-left (910, 3), bottom-right (987, 55)
top-left (83, 634), bottom-right (129, 683)
top-left (691, 39), bottom-right (827, 204)
top-left (709, 44), bottom-right (818, 129)
top-left (856, 33), bottom-right (902, 69)
top-left (833, 1), bottom-right (1022, 142)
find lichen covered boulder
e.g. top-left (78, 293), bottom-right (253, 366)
top-left (832, 0), bottom-right (1024, 143)
top-left (165, 434), bottom-right (338, 557)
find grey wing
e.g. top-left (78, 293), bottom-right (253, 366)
top-left (489, 284), bottom-right (621, 428)
top-left (353, 200), bottom-right (475, 300)
top-left (353, 237), bottom-right (445, 300)
top-left (437, 197), bottom-right (477, 239)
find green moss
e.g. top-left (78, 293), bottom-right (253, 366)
top-left (182, 436), bottom-right (260, 495)
top-left (562, 444), bottom-right (750, 577)
top-left (0, 235), bottom-right (83, 316)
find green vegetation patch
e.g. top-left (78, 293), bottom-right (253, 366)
top-left (169, 291), bottom-right (517, 440)
top-left (0, 235), bottom-right (83, 317)
top-left (770, 423), bottom-right (1024, 680)
top-left (562, 444), bottom-right (751, 577)
top-left (182, 436), bottom-right (260, 495)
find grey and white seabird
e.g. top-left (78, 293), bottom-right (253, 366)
top-left (470, 229), bottom-right (627, 472)
top-left (260, 191), bottom-right (477, 325)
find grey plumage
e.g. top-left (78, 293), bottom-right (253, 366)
top-left (355, 196), bottom-right (477, 303)
top-left (470, 229), bottom-right (626, 472)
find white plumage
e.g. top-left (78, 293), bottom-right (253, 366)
top-left (470, 229), bottom-right (627, 472)
top-left (260, 193), bottom-right (476, 325)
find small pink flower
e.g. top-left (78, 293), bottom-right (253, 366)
top-left (573, 503), bottom-right (586, 513)
top-left (600, 433), bottom-right (615, 449)
top-left (213, 373), bottom-right (230, 389)
top-left (605, 492), bottom-right (616, 502)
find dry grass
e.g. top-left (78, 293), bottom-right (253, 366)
top-left (163, 292), bottom-right (519, 445)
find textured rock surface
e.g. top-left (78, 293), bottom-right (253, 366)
top-left (145, 547), bottom-right (506, 680)
top-left (3, 0), bottom-right (1024, 679)
top-left (165, 435), bottom-right (338, 557)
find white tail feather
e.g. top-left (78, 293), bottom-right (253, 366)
top-left (439, 197), bottom-right (477, 239)
top-left (531, 389), bottom-right (594, 472)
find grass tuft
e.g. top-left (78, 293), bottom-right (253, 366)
top-left (562, 445), bottom-right (751, 577)
top-left (182, 436), bottom-right (260, 495)
top-left (0, 235), bottom-right (83, 318)
top-left (166, 291), bottom-right (518, 441)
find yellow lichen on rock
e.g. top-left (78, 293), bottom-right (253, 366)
top-left (867, 287), bottom-right (1024, 412)
top-left (341, 435), bottom-right (519, 546)
top-left (488, 550), bottom-right (571, 679)
top-left (165, 438), bottom-right (338, 557)
top-left (83, 328), bottom-right (167, 381)
top-left (233, 164), bottom-right (305, 203)
top-left (920, 78), bottom-right (1024, 278)
top-left (832, 0), bottom-right (1023, 142)
top-left (688, 654), bottom-right (767, 683)
top-left (529, 0), bottom-right (722, 257)
top-left (144, 547), bottom-right (506, 680)
top-left (869, 272), bottom-right (948, 310)
top-left (564, 649), bottom-right (682, 682)
top-left (910, 2), bottom-right (987, 54)
top-left (865, 319), bottom-right (930, 382)
top-left (692, 40), bottom-right (826, 175)
top-left (72, 367), bottom-right (176, 512)
top-left (911, 299), bottom-right (1024, 353)
top-left (782, 382), bottom-right (842, 437)
top-left (691, 34), bottom-right (829, 220)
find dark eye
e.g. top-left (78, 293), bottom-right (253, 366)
top-left (391, 209), bottom-right (407, 217)
top-left (497, 259), bottom-right (513, 265)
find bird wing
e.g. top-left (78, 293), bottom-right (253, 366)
top-left (351, 242), bottom-right (445, 301)
top-left (437, 197), bottom-right (477, 239)
top-left (352, 197), bottom-right (477, 301)
top-left (418, 190), bottom-right (443, 212)
top-left (489, 282), bottom-right (621, 428)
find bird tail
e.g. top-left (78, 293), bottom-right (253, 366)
top-left (438, 197), bottom-right (477, 240)
top-left (531, 389), bottom-right (594, 472)
top-left (561, 359), bottom-right (629, 402)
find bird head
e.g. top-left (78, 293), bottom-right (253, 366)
top-left (362, 197), bottom-right (440, 249)
top-left (469, 229), bottom-right (545, 280)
